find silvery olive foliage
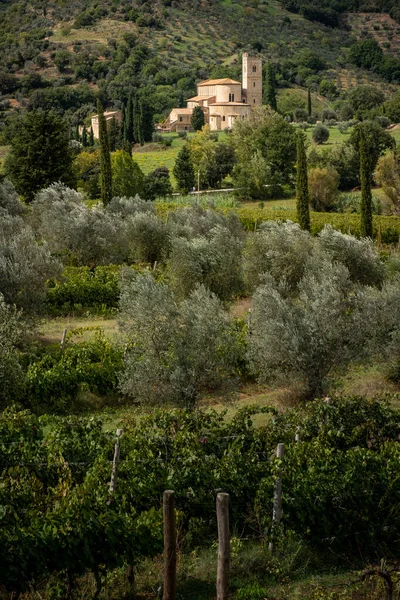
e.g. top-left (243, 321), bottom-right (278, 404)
top-left (0, 178), bottom-right (26, 217)
top-left (31, 185), bottom-right (173, 266)
top-left (105, 195), bottom-right (156, 218)
top-left (169, 203), bottom-right (244, 241)
top-left (0, 293), bottom-right (24, 407)
top-left (0, 213), bottom-right (61, 313)
top-left (169, 225), bottom-right (244, 300)
top-left (243, 220), bottom-right (314, 294)
top-left (119, 272), bottom-right (240, 407)
top-left (127, 212), bottom-right (171, 264)
top-left (248, 254), bottom-right (373, 399)
top-left (32, 183), bottom-right (129, 265)
top-left (318, 225), bottom-right (384, 287)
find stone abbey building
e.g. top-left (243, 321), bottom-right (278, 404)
top-left (166, 53), bottom-right (262, 132)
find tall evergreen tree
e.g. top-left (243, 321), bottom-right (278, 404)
top-left (4, 110), bottom-right (75, 202)
top-left (141, 99), bottom-right (154, 142)
top-left (75, 123), bottom-right (80, 142)
top-left (359, 129), bottom-right (373, 238)
top-left (296, 132), bottom-right (310, 231)
top-left (265, 62), bottom-right (277, 112)
top-left (191, 106), bottom-right (205, 131)
top-left (307, 88), bottom-right (312, 117)
top-left (133, 95), bottom-right (143, 145)
top-left (125, 95), bottom-right (134, 144)
top-left (97, 99), bottom-right (113, 205)
top-left (120, 103), bottom-right (126, 141)
top-left (89, 126), bottom-right (94, 146)
top-left (108, 116), bottom-right (120, 152)
top-left (173, 144), bottom-right (195, 193)
top-left (82, 125), bottom-right (88, 147)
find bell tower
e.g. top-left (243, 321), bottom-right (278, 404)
top-left (242, 53), bottom-right (262, 106)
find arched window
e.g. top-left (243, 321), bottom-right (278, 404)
top-left (253, 82), bottom-right (256, 88)
top-left (252, 65), bottom-right (257, 73)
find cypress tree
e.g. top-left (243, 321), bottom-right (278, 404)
top-left (133, 95), bottom-right (142, 145)
top-left (82, 125), bottom-right (88, 147)
top-left (191, 106), bottom-right (205, 131)
top-left (140, 99), bottom-right (154, 142)
top-left (173, 144), bottom-right (195, 193)
top-left (307, 88), bottom-right (312, 117)
top-left (97, 99), bottom-right (113, 205)
top-left (359, 129), bottom-right (373, 238)
top-left (108, 116), bottom-right (120, 152)
top-left (265, 62), bottom-right (277, 112)
top-left (89, 126), bottom-right (94, 146)
top-left (296, 132), bottom-right (310, 231)
top-left (75, 123), bottom-right (80, 142)
top-left (120, 103), bottom-right (126, 142)
top-left (125, 95), bottom-right (134, 143)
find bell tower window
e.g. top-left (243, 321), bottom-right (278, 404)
top-left (252, 65), bottom-right (257, 73)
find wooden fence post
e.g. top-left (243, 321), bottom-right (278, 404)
top-left (163, 490), bottom-right (176, 600)
top-left (216, 493), bottom-right (230, 600)
top-left (269, 443), bottom-right (284, 553)
top-left (61, 328), bottom-right (67, 351)
top-left (109, 428), bottom-right (123, 495)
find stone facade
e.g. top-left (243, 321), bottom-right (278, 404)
top-left (165, 53), bottom-right (262, 132)
top-left (91, 110), bottom-right (122, 140)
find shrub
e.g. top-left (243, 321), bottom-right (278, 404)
top-left (26, 329), bottom-right (123, 413)
top-left (142, 166), bottom-right (173, 201)
top-left (119, 274), bottom-right (241, 407)
top-left (45, 266), bottom-right (121, 315)
top-left (308, 166), bottom-right (339, 212)
top-left (312, 124), bottom-right (330, 144)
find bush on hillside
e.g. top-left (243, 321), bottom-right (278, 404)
top-left (308, 166), bottom-right (339, 211)
top-left (312, 124), bottom-right (330, 144)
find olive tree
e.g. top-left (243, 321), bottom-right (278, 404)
top-left (119, 273), bottom-right (240, 408)
top-left (0, 214), bottom-right (61, 313)
top-left (0, 178), bottom-right (26, 216)
top-left (318, 225), bottom-right (384, 287)
top-left (32, 184), bottom-right (130, 265)
top-left (169, 226), bottom-right (244, 300)
top-left (243, 220), bottom-right (314, 293)
top-left (127, 212), bottom-right (171, 264)
top-left (169, 204), bottom-right (244, 240)
top-left (248, 255), bottom-right (372, 399)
